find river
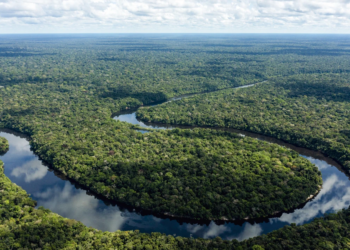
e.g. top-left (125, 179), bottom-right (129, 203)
top-left (1, 83), bottom-right (350, 241)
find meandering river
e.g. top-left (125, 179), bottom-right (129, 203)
top-left (1, 83), bottom-right (350, 240)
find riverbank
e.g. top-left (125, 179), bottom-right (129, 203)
top-left (0, 136), bottom-right (9, 155)
top-left (0, 80), bottom-right (348, 241)
top-left (2, 153), bottom-right (350, 249)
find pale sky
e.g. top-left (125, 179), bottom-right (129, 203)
top-left (0, 0), bottom-right (350, 33)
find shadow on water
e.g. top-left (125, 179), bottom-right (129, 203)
top-left (110, 83), bottom-right (350, 239)
top-left (2, 82), bottom-right (350, 240)
top-left (114, 110), bottom-right (344, 172)
top-left (3, 125), bottom-right (350, 240)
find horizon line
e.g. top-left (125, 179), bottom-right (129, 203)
top-left (0, 33), bottom-right (350, 35)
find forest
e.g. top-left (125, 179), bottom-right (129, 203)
top-left (0, 34), bottom-right (350, 248)
top-left (137, 74), bottom-right (350, 172)
top-left (1, 85), bottom-right (323, 220)
top-left (0, 136), bottom-right (9, 154)
top-left (1, 155), bottom-right (350, 249)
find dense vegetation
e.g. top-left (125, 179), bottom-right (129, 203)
top-left (137, 74), bottom-right (350, 172)
top-left (0, 36), bottom-right (330, 221)
top-left (0, 136), bottom-right (9, 154)
top-left (0, 160), bottom-right (195, 250)
top-left (1, 34), bottom-right (350, 247)
top-left (1, 98), bottom-right (322, 220)
top-left (0, 159), bottom-right (349, 249)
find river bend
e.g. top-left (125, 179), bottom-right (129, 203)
top-left (1, 84), bottom-right (350, 240)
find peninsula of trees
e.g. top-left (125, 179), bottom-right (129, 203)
top-left (0, 136), bottom-right (9, 154)
top-left (0, 161), bottom-right (347, 249)
top-left (137, 74), bottom-right (350, 173)
top-left (1, 34), bottom-right (350, 249)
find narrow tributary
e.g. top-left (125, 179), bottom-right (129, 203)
top-left (1, 83), bottom-right (350, 241)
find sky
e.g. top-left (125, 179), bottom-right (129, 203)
top-left (0, 0), bottom-right (349, 33)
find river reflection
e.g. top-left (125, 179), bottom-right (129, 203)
top-left (116, 111), bottom-right (175, 131)
top-left (274, 157), bottom-right (350, 225)
top-left (1, 127), bottom-right (350, 240)
top-left (11, 159), bottom-right (48, 183)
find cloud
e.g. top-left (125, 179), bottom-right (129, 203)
top-left (0, 0), bottom-right (349, 33)
top-left (203, 222), bottom-right (231, 238)
top-left (34, 183), bottom-right (128, 232)
top-left (304, 157), bottom-right (331, 170)
top-left (274, 174), bottom-right (350, 225)
top-left (186, 221), bottom-right (231, 239)
top-left (11, 158), bottom-right (48, 183)
top-left (35, 182), bottom-right (236, 236)
top-left (235, 223), bottom-right (263, 241)
top-left (0, 132), bottom-right (47, 183)
top-left (0, 132), bottom-right (31, 154)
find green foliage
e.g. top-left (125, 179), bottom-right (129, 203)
top-left (0, 162), bottom-right (181, 249)
top-left (0, 161), bottom-right (349, 249)
top-left (252, 246), bottom-right (265, 250)
top-left (1, 35), bottom-right (350, 248)
top-left (1, 96), bottom-right (323, 220)
top-left (138, 74), bottom-right (350, 172)
top-left (0, 63), bottom-right (321, 221)
top-left (0, 137), bottom-right (9, 154)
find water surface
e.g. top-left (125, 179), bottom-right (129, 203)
top-left (1, 129), bottom-right (349, 240)
top-left (1, 82), bottom-right (350, 240)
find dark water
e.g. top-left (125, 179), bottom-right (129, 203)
top-left (2, 83), bottom-right (350, 240)
top-left (2, 125), bottom-right (349, 241)
top-left (112, 86), bottom-right (350, 239)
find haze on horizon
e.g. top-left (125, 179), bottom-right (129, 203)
top-left (0, 0), bottom-right (349, 34)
